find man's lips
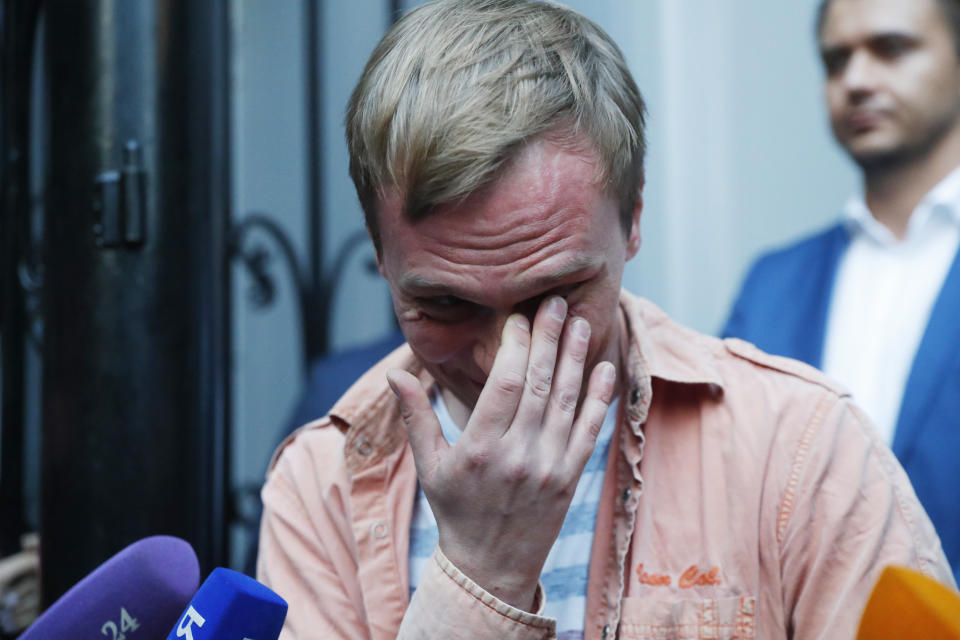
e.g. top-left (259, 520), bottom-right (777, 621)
top-left (844, 109), bottom-right (884, 134)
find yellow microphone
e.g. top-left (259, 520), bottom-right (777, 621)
top-left (858, 566), bottom-right (960, 639)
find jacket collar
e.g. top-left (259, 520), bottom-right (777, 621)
top-left (620, 291), bottom-right (724, 389)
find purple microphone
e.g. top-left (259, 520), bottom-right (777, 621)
top-left (19, 536), bottom-right (199, 640)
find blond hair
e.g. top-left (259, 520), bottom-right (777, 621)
top-left (346, 0), bottom-right (647, 252)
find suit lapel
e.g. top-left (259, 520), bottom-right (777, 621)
top-left (893, 245), bottom-right (960, 462)
top-left (803, 225), bottom-right (850, 368)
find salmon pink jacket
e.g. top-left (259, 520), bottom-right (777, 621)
top-left (258, 292), bottom-right (953, 639)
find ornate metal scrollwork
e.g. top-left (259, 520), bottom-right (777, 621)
top-left (229, 213), bottom-right (378, 372)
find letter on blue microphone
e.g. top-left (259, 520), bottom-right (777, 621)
top-left (167, 567), bottom-right (287, 640)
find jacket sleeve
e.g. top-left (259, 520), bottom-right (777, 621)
top-left (399, 547), bottom-right (556, 639)
top-left (777, 393), bottom-right (955, 639)
top-left (258, 463), bottom-right (373, 640)
top-left (258, 428), bottom-right (559, 640)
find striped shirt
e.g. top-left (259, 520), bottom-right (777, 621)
top-left (408, 390), bottom-right (618, 639)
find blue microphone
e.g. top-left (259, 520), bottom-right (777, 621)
top-left (166, 568), bottom-right (287, 640)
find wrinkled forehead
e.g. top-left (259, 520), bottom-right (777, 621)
top-left (376, 136), bottom-right (614, 259)
top-left (382, 130), bottom-right (606, 223)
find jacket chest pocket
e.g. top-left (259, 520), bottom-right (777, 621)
top-left (617, 595), bottom-right (756, 639)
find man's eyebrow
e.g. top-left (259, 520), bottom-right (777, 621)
top-left (819, 42), bottom-right (847, 57)
top-left (525, 256), bottom-right (602, 288)
top-left (399, 256), bottom-right (601, 299)
top-left (398, 274), bottom-right (454, 297)
top-left (868, 31), bottom-right (920, 48)
top-left (821, 29), bottom-right (917, 53)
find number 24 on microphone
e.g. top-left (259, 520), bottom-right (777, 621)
top-left (100, 607), bottom-right (139, 640)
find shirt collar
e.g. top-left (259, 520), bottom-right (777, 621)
top-left (618, 292), bottom-right (724, 426)
top-left (921, 163), bottom-right (960, 222)
top-left (842, 163), bottom-right (960, 244)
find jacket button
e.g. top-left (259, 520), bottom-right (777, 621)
top-left (630, 387), bottom-right (640, 404)
top-left (371, 522), bottom-right (388, 539)
top-left (602, 624), bottom-right (610, 639)
top-left (621, 488), bottom-right (631, 504)
top-left (356, 439), bottom-right (373, 456)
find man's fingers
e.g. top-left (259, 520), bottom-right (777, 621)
top-left (469, 314), bottom-right (531, 435)
top-left (566, 361), bottom-right (616, 468)
top-left (512, 296), bottom-right (567, 433)
top-left (541, 316), bottom-right (591, 435)
top-left (386, 368), bottom-right (448, 477)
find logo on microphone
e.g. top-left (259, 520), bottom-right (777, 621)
top-left (100, 607), bottom-right (140, 640)
top-left (174, 606), bottom-right (205, 640)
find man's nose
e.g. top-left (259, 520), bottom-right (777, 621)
top-left (841, 50), bottom-right (878, 98)
top-left (472, 312), bottom-right (509, 376)
top-left (471, 307), bottom-right (538, 375)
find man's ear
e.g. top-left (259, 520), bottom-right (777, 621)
top-left (366, 221), bottom-right (387, 277)
top-left (625, 185), bottom-right (643, 260)
top-left (375, 246), bottom-right (386, 278)
top-left (376, 254), bottom-right (386, 278)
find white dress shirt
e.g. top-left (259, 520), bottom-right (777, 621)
top-left (822, 167), bottom-right (960, 445)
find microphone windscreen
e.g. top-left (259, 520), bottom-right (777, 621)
top-left (165, 567), bottom-right (287, 640)
top-left (858, 565), bottom-right (960, 639)
top-left (19, 535), bottom-right (199, 640)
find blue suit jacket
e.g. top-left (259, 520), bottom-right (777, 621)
top-left (723, 223), bottom-right (960, 580)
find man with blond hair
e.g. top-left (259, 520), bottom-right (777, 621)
top-left (258, 1), bottom-right (953, 638)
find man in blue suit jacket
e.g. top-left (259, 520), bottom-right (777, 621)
top-left (725, 0), bottom-right (960, 580)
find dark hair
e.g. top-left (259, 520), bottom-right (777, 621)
top-left (815, 0), bottom-right (960, 57)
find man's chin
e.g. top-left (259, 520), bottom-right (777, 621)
top-left (847, 142), bottom-right (909, 172)
top-left (843, 127), bottom-right (947, 172)
top-left (433, 383), bottom-right (481, 429)
top-left (449, 384), bottom-right (482, 410)
top-left (431, 373), bottom-right (483, 411)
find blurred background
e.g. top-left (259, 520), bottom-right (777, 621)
top-left (0, 0), bottom-right (858, 632)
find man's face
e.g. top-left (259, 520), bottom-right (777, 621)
top-left (820, 0), bottom-right (960, 167)
top-left (376, 136), bottom-right (642, 414)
